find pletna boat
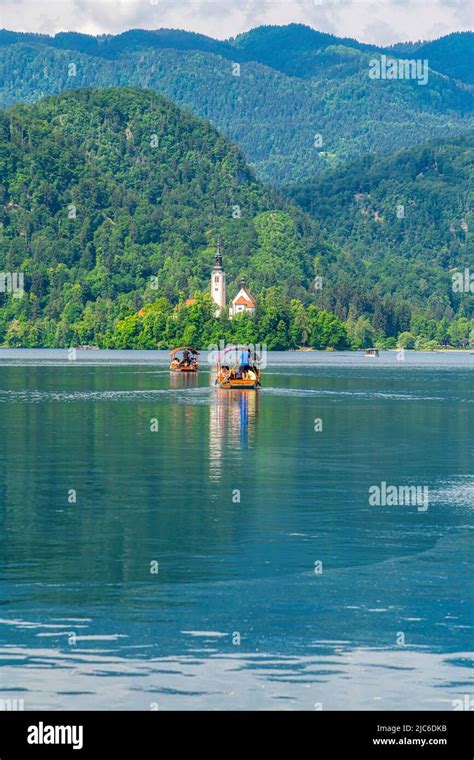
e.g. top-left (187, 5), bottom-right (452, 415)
top-left (364, 348), bottom-right (379, 357)
top-left (170, 346), bottom-right (199, 372)
top-left (215, 345), bottom-right (261, 389)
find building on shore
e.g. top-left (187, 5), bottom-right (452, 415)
top-left (210, 241), bottom-right (256, 319)
top-left (229, 279), bottom-right (256, 318)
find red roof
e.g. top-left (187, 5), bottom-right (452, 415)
top-left (234, 295), bottom-right (254, 307)
top-left (233, 287), bottom-right (256, 307)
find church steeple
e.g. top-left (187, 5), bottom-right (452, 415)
top-left (214, 237), bottom-right (223, 270)
top-left (211, 238), bottom-right (226, 315)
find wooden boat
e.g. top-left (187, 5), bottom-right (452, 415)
top-left (215, 345), bottom-right (261, 389)
top-left (170, 346), bottom-right (199, 372)
top-left (364, 348), bottom-right (379, 357)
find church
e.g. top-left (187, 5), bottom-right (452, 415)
top-left (211, 240), bottom-right (256, 318)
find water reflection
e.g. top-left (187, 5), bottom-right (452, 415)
top-left (0, 640), bottom-right (469, 710)
top-left (209, 390), bottom-right (260, 481)
top-left (169, 370), bottom-right (199, 389)
top-left (0, 360), bottom-right (472, 710)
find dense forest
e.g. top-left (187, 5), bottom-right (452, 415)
top-left (0, 25), bottom-right (472, 185)
top-left (286, 133), bottom-right (474, 342)
top-left (1, 25), bottom-right (472, 81)
top-left (390, 32), bottom-right (474, 83)
top-left (0, 87), bottom-right (472, 351)
top-left (0, 87), bottom-right (331, 349)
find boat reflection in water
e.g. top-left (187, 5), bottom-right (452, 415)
top-left (209, 388), bottom-right (260, 482)
top-left (169, 369), bottom-right (200, 389)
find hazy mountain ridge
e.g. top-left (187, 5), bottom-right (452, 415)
top-left (0, 24), bottom-right (471, 81)
top-left (0, 24), bottom-right (472, 185)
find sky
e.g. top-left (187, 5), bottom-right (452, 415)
top-left (0, 0), bottom-right (472, 46)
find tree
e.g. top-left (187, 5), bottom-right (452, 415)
top-left (308, 306), bottom-right (347, 349)
top-left (435, 318), bottom-right (450, 346)
top-left (267, 319), bottom-right (290, 350)
top-left (397, 331), bottom-right (416, 349)
top-left (346, 316), bottom-right (376, 349)
top-left (5, 319), bottom-right (25, 347)
top-left (448, 317), bottom-right (471, 347)
top-left (113, 314), bottom-right (143, 349)
top-left (290, 299), bottom-right (311, 346)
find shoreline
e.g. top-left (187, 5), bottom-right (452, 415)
top-left (0, 347), bottom-right (472, 365)
top-left (0, 347), bottom-right (472, 355)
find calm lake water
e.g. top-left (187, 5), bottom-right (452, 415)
top-left (0, 349), bottom-right (472, 710)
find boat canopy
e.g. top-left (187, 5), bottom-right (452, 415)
top-left (170, 346), bottom-right (199, 357)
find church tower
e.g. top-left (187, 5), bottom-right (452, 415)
top-left (211, 238), bottom-right (226, 316)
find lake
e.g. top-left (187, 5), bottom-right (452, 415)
top-left (0, 349), bottom-right (472, 710)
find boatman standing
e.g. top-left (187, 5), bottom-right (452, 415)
top-left (239, 346), bottom-right (251, 377)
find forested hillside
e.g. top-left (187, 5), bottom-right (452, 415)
top-left (390, 32), bottom-right (474, 84)
top-left (0, 88), bottom-right (334, 348)
top-left (0, 88), bottom-right (472, 350)
top-left (0, 25), bottom-right (472, 185)
top-left (286, 134), bottom-right (474, 346)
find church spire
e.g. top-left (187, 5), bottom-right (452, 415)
top-left (214, 237), bottom-right (223, 270)
top-left (211, 237), bottom-right (226, 315)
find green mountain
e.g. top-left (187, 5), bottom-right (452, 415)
top-left (0, 25), bottom-right (472, 185)
top-left (233, 25), bottom-right (473, 83)
top-left (0, 87), bottom-right (472, 350)
top-left (285, 133), bottom-right (474, 335)
top-left (0, 87), bottom-right (331, 348)
top-left (230, 24), bottom-right (379, 77)
top-left (391, 32), bottom-right (474, 84)
top-left (0, 28), bottom-right (239, 60)
top-left (1, 25), bottom-right (471, 82)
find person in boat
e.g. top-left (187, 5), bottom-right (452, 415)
top-left (247, 367), bottom-right (257, 382)
top-left (239, 347), bottom-right (251, 378)
top-left (182, 348), bottom-right (191, 367)
top-left (171, 357), bottom-right (180, 369)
